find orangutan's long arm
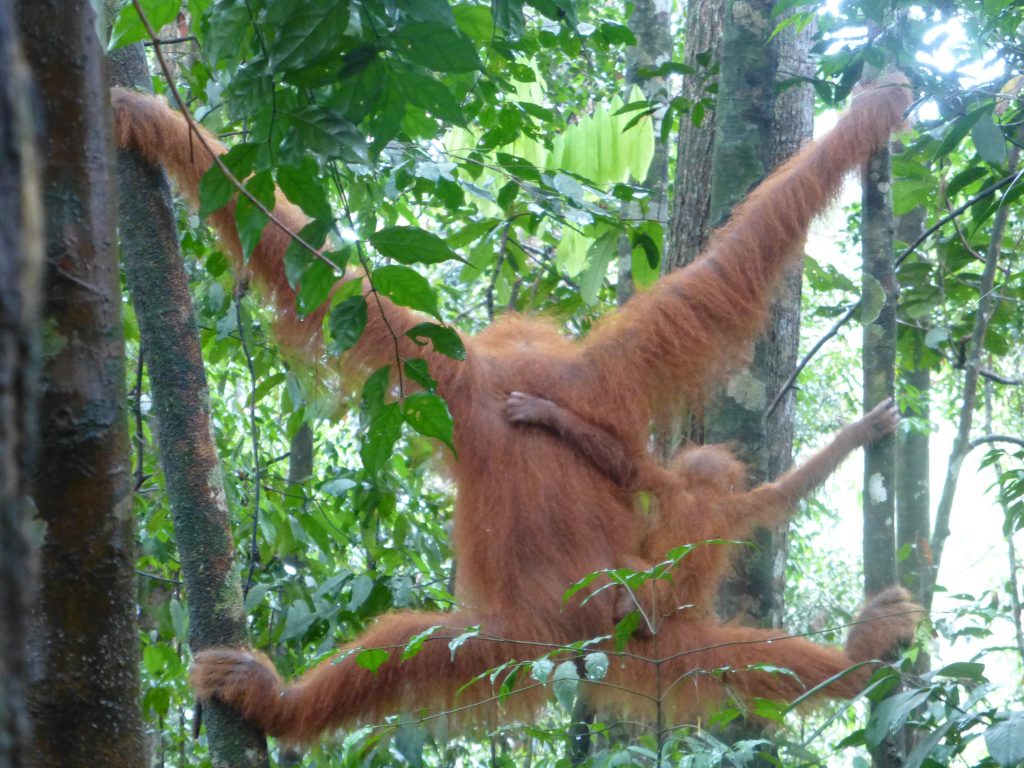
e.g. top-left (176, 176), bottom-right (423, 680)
top-left (582, 75), bottom-right (913, 412)
top-left (729, 399), bottom-right (900, 532)
top-left (110, 88), bottom-right (462, 392)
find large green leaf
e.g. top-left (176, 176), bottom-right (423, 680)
top-left (267, 0), bottom-right (350, 73)
top-left (392, 22), bottom-right (482, 73)
top-left (108, 0), bottom-right (180, 50)
top-left (370, 226), bottom-right (461, 265)
top-left (371, 265), bottom-right (441, 319)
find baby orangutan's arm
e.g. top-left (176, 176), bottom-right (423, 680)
top-left (506, 391), bottom-right (644, 489)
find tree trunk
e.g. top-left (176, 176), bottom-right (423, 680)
top-left (664, 0), bottom-right (723, 273)
top-left (0, 3), bottom-right (44, 763)
top-left (617, 0), bottom-right (673, 305)
top-left (16, 1), bottom-right (147, 765)
top-left (895, 208), bottom-right (930, 603)
top-left (700, 2), bottom-right (811, 761)
top-left (108, 38), bottom-right (270, 768)
top-left (707, 0), bottom-right (813, 632)
top-left (861, 146), bottom-right (898, 596)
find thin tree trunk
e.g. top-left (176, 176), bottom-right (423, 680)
top-left (17, 1), bottom-right (147, 765)
top-left (895, 209), bottom-right (930, 603)
top-left (0, 3), bottom-right (44, 763)
top-left (862, 142), bottom-right (904, 768)
top-left (861, 145), bottom-right (898, 596)
top-left (927, 145), bottom-right (1018, 610)
top-left (617, 0), bottom-right (673, 305)
top-left (108, 38), bottom-right (270, 768)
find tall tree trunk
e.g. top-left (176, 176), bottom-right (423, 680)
top-left (16, 1), bottom-right (146, 765)
top-left (108, 37), bottom-right (270, 768)
top-left (707, 0), bottom-right (813, 632)
top-left (0, 2), bottom-right (44, 763)
top-left (861, 146), bottom-right (898, 596)
top-left (895, 208), bottom-right (930, 603)
top-left (700, 2), bottom-right (811, 761)
top-left (862, 142), bottom-right (904, 768)
top-left (617, 0), bottom-right (673, 305)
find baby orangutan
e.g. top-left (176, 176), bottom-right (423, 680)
top-left (506, 393), bottom-right (901, 635)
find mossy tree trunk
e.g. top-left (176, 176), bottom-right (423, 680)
top-left (107, 37), bottom-right (270, 768)
top-left (16, 0), bottom-right (146, 765)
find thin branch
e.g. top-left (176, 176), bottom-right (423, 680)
top-left (928, 144), bottom-right (1019, 609)
top-left (767, 302), bottom-right (859, 418)
top-left (236, 290), bottom-right (263, 599)
top-left (967, 434), bottom-right (1024, 452)
top-left (143, 35), bottom-right (196, 46)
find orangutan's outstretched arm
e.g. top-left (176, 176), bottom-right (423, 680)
top-left (110, 88), bottom-right (463, 392)
top-left (731, 399), bottom-right (901, 532)
top-left (582, 75), bottom-right (913, 412)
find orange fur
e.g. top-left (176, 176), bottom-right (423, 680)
top-left (111, 76), bottom-right (917, 742)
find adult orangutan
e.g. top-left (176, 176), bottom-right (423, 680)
top-left (506, 392), bottom-right (901, 634)
top-left (111, 73), bottom-right (919, 742)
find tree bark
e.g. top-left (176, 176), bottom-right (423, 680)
top-left (664, 0), bottom-right (723, 273)
top-left (861, 146), bottom-right (899, 596)
top-left (0, 2), bottom-right (44, 763)
top-left (706, 0), bottom-right (812, 632)
top-left (16, 1), bottom-right (147, 765)
top-left (617, 0), bottom-right (674, 305)
top-left (108, 38), bottom-right (270, 768)
top-left (895, 208), bottom-right (929, 603)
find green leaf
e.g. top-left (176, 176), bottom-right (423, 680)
top-left (267, 0), bottom-right (350, 73)
top-left (170, 598), bottom-right (188, 643)
top-left (865, 689), bottom-right (930, 748)
top-left (402, 625), bottom-right (443, 660)
top-left (398, 71), bottom-right (466, 126)
top-left (403, 359), bottom-right (437, 391)
top-left (552, 661), bottom-right (579, 710)
top-left (356, 648), bottom-right (390, 673)
top-left (933, 661), bottom-right (986, 681)
top-left (295, 260), bottom-right (334, 315)
top-left (972, 112), bottom-right (1008, 166)
top-left (288, 105), bottom-right (367, 161)
top-left (235, 171), bottom-right (276, 259)
top-left (283, 219), bottom-right (333, 286)
top-left (394, 720), bottom-right (427, 768)
top-left (580, 229), bottom-right (619, 305)
top-left (280, 601), bottom-right (315, 641)
top-left (198, 143), bottom-right (258, 219)
top-left (402, 392), bottom-right (454, 451)
top-left (933, 106), bottom-right (989, 163)
top-left (326, 295), bottom-right (367, 355)
top-left (370, 226), bottom-right (462, 265)
top-left (985, 712), bottom-right (1024, 768)
top-left (108, 0), bottom-right (181, 50)
top-left (392, 22), bottom-right (482, 73)
top-left (372, 265), bottom-right (441, 319)
top-left (406, 322), bottom-right (466, 360)
top-left (613, 610), bottom-right (641, 651)
top-left (584, 652), bottom-right (609, 681)
top-left (531, 658), bottom-right (553, 683)
top-left (359, 402), bottom-right (402, 474)
top-left (243, 583), bottom-right (272, 613)
top-left (278, 160), bottom-right (333, 221)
